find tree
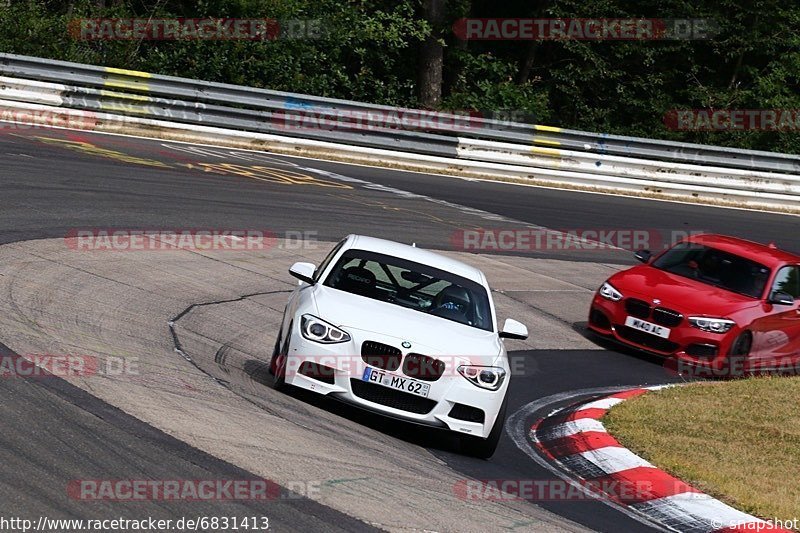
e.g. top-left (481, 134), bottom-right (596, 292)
top-left (418, 0), bottom-right (445, 107)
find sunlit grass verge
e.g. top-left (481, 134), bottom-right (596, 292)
top-left (604, 378), bottom-right (800, 526)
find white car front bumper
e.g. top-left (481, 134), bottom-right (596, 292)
top-left (283, 330), bottom-right (507, 439)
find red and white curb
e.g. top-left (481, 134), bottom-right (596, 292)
top-left (530, 386), bottom-right (792, 533)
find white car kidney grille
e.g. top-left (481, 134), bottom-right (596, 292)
top-left (402, 353), bottom-right (445, 382)
top-left (361, 340), bottom-right (402, 371)
top-left (361, 342), bottom-right (445, 382)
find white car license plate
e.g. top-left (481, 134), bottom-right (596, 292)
top-left (362, 367), bottom-right (430, 398)
top-left (625, 316), bottom-right (671, 338)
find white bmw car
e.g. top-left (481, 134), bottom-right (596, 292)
top-left (270, 235), bottom-right (528, 458)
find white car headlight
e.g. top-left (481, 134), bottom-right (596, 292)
top-left (598, 281), bottom-right (623, 302)
top-left (457, 365), bottom-right (506, 391)
top-left (688, 316), bottom-right (735, 334)
top-left (300, 314), bottom-right (351, 344)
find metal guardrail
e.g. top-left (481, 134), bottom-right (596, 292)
top-left (2, 52), bottom-right (799, 173)
top-left (0, 53), bottom-right (799, 211)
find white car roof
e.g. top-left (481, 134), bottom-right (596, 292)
top-left (344, 235), bottom-right (486, 285)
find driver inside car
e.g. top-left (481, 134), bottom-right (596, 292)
top-left (430, 284), bottom-right (472, 325)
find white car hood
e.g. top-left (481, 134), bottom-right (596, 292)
top-left (312, 285), bottom-right (501, 356)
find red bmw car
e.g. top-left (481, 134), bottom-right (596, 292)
top-left (588, 234), bottom-right (800, 376)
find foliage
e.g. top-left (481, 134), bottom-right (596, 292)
top-left (1, 0), bottom-right (799, 153)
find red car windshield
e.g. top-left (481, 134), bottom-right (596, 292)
top-left (651, 243), bottom-right (771, 299)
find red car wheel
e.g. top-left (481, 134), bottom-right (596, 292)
top-left (728, 331), bottom-right (752, 377)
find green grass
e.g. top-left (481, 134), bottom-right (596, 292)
top-left (604, 378), bottom-right (800, 525)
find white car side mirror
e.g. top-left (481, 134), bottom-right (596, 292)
top-left (499, 318), bottom-right (528, 340)
top-left (289, 262), bottom-right (316, 285)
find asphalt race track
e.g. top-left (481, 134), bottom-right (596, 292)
top-left (0, 125), bottom-right (796, 532)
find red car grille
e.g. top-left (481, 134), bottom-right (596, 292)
top-left (624, 298), bottom-right (683, 327)
top-left (624, 298), bottom-right (651, 318)
top-left (652, 307), bottom-right (683, 327)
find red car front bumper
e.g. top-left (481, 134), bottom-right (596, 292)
top-left (588, 293), bottom-right (740, 375)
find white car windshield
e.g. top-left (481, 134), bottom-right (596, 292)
top-left (323, 249), bottom-right (493, 331)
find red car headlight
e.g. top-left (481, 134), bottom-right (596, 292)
top-left (598, 281), bottom-right (623, 302)
top-left (688, 316), bottom-right (736, 334)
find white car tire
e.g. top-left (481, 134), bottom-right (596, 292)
top-left (270, 322), bottom-right (291, 391)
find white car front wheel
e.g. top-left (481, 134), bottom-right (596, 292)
top-left (270, 322), bottom-right (292, 391)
